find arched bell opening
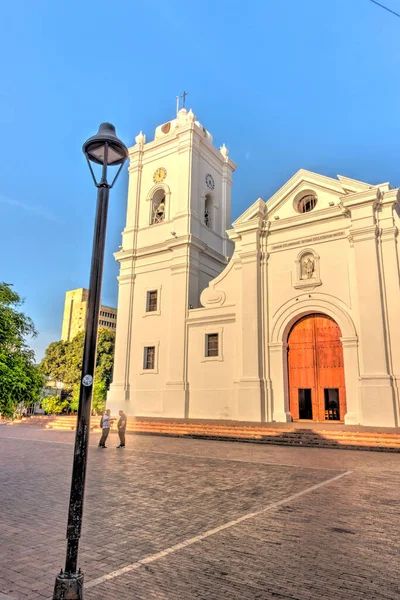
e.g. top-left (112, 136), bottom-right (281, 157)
top-left (151, 189), bottom-right (166, 225)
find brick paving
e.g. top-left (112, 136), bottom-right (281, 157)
top-left (0, 427), bottom-right (399, 599)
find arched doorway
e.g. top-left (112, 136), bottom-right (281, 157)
top-left (287, 314), bottom-right (347, 422)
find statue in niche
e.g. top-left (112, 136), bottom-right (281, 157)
top-left (152, 197), bottom-right (166, 224)
top-left (301, 256), bottom-right (315, 279)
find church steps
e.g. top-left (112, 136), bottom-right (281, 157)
top-left (2, 415), bottom-right (400, 451)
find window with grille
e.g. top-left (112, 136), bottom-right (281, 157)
top-left (143, 346), bottom-right (155, 370)
top-left (206, 334), bottom-right (219, 357)
top-left (296, 195), bottom-right (317, 213)
top-left (146, 290), bottom-right (158, 312)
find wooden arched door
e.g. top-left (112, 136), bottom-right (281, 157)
top-left (288, 314), bottom-right (346, 422)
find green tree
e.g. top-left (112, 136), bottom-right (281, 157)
top-left (95, 329), bottom-right (116, 389)
top-left (40, 328), bottom-right (115, 413)
top-left (39, 340), bottom-right (69, 385)
top-left (42, 394), bottom-right (69, 415)
top-left (63, 328), bottom-right (115, 388)
top-left (0, 283), bottom-right (44, 417)
top-left (71, 378), bottom-right (107, 415)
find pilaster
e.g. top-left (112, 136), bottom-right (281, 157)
top-left (340, 337), bottom-right (360, 424)
top-left (162, 262), bottom-right (188, 417)
top-left (377, 190), bottom-right (400, 424)
top-left (107, 273), bottom-right (136, 411)
top-left (269, 342), bottom-right (291, 422)
top-left (344, 192), bottom-right (396, 426)
top-left (236, 237), bottom-right (264, 421)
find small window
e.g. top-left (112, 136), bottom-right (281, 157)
top-left (297, 195), bottom-right (317, 214)
top-left (143, 346), bottom-right (155, 370)
top-left (147, 290), bottom-right (158, 312)
top-left (206, 333), bottom-right (219, 357)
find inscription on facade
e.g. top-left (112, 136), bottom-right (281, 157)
top-left (271, 230), bottom-right (345, 251)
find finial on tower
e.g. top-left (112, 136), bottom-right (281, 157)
top-left (176, 91), bottom-right (188, 116)
top-left (220, 143), bottom-right (229, 158)
top-left (135, 131), bottom-right (146, 146)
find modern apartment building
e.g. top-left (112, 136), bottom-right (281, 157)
top-left (61, 288), bottom-right (117, 342)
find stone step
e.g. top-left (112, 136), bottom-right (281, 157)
top-left (4, 416), bottom-right (400, 451)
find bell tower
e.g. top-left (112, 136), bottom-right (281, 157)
top-left (107, 108), bottom-right (236, 417)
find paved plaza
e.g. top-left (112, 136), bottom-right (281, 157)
top-left (0, 427), bottom-right (399, 599)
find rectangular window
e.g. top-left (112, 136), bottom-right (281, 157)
top-left (206, 333), bottom-right (219, 357)
top-left (147, 290), bottom-right (158, 312)
top-left (144, 346), bottom-right (155, 370)
top-left (298, 389), bottom-right (312, 420)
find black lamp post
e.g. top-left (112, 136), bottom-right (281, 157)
top-left (53, 123), bottom-right (128, 600)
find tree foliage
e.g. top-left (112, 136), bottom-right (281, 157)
top-left (39, 340), bottom-right (69, 384)
top-left (0, 283), bottom-right (44, 417)
top-left (42, 394), bottom-right (69, 415)
top-left (40, 328), bottom-right (115, 414)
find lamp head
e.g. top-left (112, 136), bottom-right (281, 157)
top-left (83, 122), bottom-right (128, 166)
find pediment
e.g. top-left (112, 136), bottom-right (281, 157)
top-left (265, 169), bottom-right (375, 220)
top-left (232, 169), bottom-right (387, 231)
top-left (232, 198), bottom-right (266, 227)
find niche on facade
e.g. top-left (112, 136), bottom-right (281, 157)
top-left (150, 188), bottom-right (167, 225)
top-left (293, 248), bottom-right (322, 289)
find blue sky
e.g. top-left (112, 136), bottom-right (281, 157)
top-left (1, 0), bottom-right (400, 360)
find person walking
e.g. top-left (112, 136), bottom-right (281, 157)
top-left (98, 409), bottom-right (115, 448)
top-left (116, 410), bottom-right (127, 448)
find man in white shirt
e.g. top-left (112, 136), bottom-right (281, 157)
top-left (98, 409), bottom-right (115, 448)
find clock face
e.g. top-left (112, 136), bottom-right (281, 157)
top-left (205, 173), bottom-right (215, 190)
top-left (153, 167), bottom-right (167, 183)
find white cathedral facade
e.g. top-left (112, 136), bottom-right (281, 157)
top-left (107, 108), bottom-right (400, 428)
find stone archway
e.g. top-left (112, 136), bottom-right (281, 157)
top-left (287, 313), bottom-right (347, 422)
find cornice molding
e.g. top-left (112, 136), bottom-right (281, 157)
top-left (350, 224), bottom-right (379, 243)
top-left (379, 226), bottom-right (399, 240)
top-left (187, 311), bottom-right (236, 325)
top-left (268, 205), bottom-right (348, 230)
top-left (341, 188), bottom-right (380, 208)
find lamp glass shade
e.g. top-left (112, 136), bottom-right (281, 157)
top-left (83, 123), bottom-right (128, 166)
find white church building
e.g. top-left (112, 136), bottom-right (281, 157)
top-left (107, 108), bottom-right (400, 428)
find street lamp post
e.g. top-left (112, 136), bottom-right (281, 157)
top-left (53, 123), bottom-right (128, 600)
